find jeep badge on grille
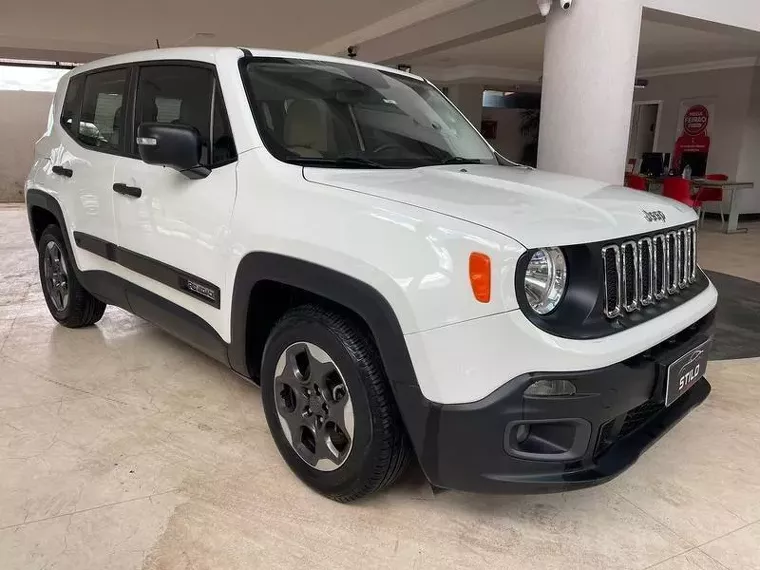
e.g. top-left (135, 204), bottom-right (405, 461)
top-left (642, 210), bottom-right (666, 223)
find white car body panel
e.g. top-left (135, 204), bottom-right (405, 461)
top-left (227, 149), bottom-right (526, 337)
top-left (406, 283), bottom-right (718, 404)
top-left (304, 165), bottom-right (697, 248)
top-left (25, 46), bottom-right (717, 407)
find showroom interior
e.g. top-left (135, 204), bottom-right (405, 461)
top-left (1, 0), bottom-right (760, 568)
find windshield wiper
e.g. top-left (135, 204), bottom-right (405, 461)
top-left (437, 157), bottom-right (482, 165)
top-left (284, 155), bottom-right (388, 169)
top-left (414, 156), bottom-right (483, 167)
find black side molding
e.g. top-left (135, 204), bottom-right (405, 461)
top-left (73, 230), bottom-right (116, 260)
top-left (73, 231), bottom-right (221, 308)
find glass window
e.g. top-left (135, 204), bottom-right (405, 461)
top-left (77, 68), bottom-right (128, 152)
top-left (241, 58), bottom-right (497, 168)
top-left (60, 74), bottom-right (83, 137)
top-left (211, 82), bottom-right (236, 165)
top-left (154, 97), bottom-right (183, 123)
top-left (134, 65), bottom-right (213, 165)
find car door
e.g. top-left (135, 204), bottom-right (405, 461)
top-left (112, 62), bottom-right (238, 338)
top-left (57, 67), bottom-right (130, 274)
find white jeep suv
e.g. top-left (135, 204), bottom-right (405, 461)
top-left (26, 47), bottom-right (718, 502)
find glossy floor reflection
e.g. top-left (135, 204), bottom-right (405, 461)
top-left (1, 204), bottom-right (759, 570)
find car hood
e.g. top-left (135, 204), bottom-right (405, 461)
top-left (303, 164), bottom-right (696, 248)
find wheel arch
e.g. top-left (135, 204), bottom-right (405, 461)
top-left (228, 252), bottom-right (420, 391)
top-left (26, 189), bottom-right (74, 256)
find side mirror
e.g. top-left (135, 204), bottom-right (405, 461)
top-left (136, 123), bottom-right (210, 179)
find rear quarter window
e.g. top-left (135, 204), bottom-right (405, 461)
top-left (60, 75), bottom-right (84, 137)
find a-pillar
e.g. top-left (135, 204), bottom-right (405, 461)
top-left (538, 0), bottom-right (643, 185)
top-left (446, 83), bottom-right (484, 130)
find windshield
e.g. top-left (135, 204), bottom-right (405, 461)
top-left (241, 57), bottom-right (497, 168)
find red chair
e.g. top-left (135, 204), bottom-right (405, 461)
top-left (663, 177), bottom-right (701, 211)
top-left (625, 174), bottom-right (648, 191)
top-left (695, 173), bottom-right (727, 227)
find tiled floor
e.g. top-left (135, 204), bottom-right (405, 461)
top-left (1, 203), bottom-right (759, 569)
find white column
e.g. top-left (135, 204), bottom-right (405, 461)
top-left (538, 0), bottom-right (643, 185)
top-left (446, 83), bottom-right (484, 130)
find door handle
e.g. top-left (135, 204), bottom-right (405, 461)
top-left (113, 183), bottom-right (142, 198)
top-left (52, 165), bottom-right (73, 178)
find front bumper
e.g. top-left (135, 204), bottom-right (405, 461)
top-left (396, 309), bottom-right (715, 494)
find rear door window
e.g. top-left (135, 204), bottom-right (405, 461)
top-left (77, 68), bottom-right (129, 153)
top-left (134, 65), bottom-right (214, 165)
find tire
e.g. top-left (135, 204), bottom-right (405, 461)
top-left (38, 224), bottom-right (106, 328)
top-left (261, 304), bottom-right (411, 502)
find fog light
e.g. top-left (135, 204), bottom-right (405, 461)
top-left (524, 379), bottom-right (576, 397)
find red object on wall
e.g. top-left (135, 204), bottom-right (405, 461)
top-left (673, 105), bottom-right (711, 171)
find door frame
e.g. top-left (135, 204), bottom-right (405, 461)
top-left (630, 100), bottom-right (663, 156)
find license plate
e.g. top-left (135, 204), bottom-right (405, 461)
top-left (665, 339), bottom-right (711, 407)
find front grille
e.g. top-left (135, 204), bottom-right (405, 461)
top-left (602, 225), bottom-right (697, 318)
top-left (594, 399), bottom-right (666, 458)
top-left (619, 399), bottom-right (665, 438)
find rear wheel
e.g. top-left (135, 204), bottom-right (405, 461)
top-left (261, 304), bottom-right (410, 502)
top-left (38, 225), bottom-right (106, 328)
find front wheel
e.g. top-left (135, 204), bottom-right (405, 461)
top-left (261, 304), bottom-right (410, 502)
top-left (38, 225), bottom-right (106, 328)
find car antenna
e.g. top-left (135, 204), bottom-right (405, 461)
top-left (155, 38), bottom-right (161, 49)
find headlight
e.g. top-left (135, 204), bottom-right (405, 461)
top-left (523, 247), bottom-right (567, 315)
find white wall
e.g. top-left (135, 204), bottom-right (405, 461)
top-left (481, 108), bottom-right (527, 162)
top-left (635, 67), bottom-right (754, 176)
top-left (635, 66), bottom-right (760, 213)
top-left (0, 90), bottom-right (52, 202)
top-left (736, 68), bottom-right (760, 213)
top-left (627, 103), bottom-right (659, 159)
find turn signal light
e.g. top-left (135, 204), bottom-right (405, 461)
top-left (469, 252), bottom-right (491, 303)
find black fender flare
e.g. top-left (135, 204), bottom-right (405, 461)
top-left (229, 252), bottom-right (416, 384)
top-left (26, 189), bottom-right (76, 261)
top-left (228, 252), bottom-right (431, 456)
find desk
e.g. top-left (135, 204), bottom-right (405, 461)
top-left (643, 177), bottom-right (665, 193)
top-left (691, 179), bottom-right (755, 234)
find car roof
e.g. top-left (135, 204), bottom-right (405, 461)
top-left (70, 46), bottom-right (426, 82)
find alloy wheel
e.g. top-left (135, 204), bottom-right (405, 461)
top-left (274, 342), bottom-right (355, 471)
top-left (43, 241), bottom-right (69, 312)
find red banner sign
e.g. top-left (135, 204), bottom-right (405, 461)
top-left (673, 100), bottom-right (714, 173)
top-left (682, 105), bottom-right (709, 137)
